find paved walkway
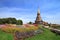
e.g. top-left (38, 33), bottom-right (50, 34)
top-left (44, 26), bottom-right (60, 34)
top-left (49, 28), bottom-right (60, 31)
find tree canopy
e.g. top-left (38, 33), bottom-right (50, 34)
top-left (0, 18), bottom-right (23, 25)
top-left (28, 21), bottom-right (33, 24)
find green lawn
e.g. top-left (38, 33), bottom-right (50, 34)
top-left (0, 30), bottom-right (13, 40)
top-left (25, 28), bottom-right (60, 40)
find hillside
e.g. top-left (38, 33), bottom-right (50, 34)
top-left (0, 29), bottom-right (13, 40)
top-left (0, 28), bottom-right (60, 40)
top-left (25, 28), bottom-right (60, 40)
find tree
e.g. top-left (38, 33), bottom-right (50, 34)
top-left (0, 18), bottom-right (23, 25)
top-left (17, 20), bottom-right (23, 25)
top-left (0, 19), bottom-right (3, 24)
top-left (5, 18), bottom-right (17, 24)
top-left (28, 21), bottom-right (33, 24)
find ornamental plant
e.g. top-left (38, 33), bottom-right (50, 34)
top-left (0, 24), bottom-right (39, 33)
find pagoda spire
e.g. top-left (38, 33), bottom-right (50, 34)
top-left (37, 7), bottom-right (40, 13)
top-left (35, 7), bottom-right (42, 24)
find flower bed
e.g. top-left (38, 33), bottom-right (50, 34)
top-left (0, 24), bottom-right (39, 33)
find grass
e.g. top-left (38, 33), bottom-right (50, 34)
top-left (0, 29), bottom-right (13, 40)
top-left (25, 28), bottom-right (60, 40)
top-left (0, 28), bottom-right (60, 40)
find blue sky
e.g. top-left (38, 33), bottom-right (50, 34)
top-left (0, 0), bottom-right (60, 24)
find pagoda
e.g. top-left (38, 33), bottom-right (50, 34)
top-left (35, 8), bottom-right (43, 24)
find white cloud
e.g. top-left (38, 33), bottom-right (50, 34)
top-left (41, 12), bottom-right (60, 24)
top-left (0, 7), bottom-right (60, 24)
top-left (0, 7), bottom-right (36, 24)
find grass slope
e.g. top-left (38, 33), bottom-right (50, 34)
top-left (0, 30), bottom-right (13, 40)
top-left (0, 28), bottom-right (60, 40)
top-left (25, 28), bottom-right (60, 40)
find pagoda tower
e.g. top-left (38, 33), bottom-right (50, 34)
top-left (35, 8), bottom-right (43, 24)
